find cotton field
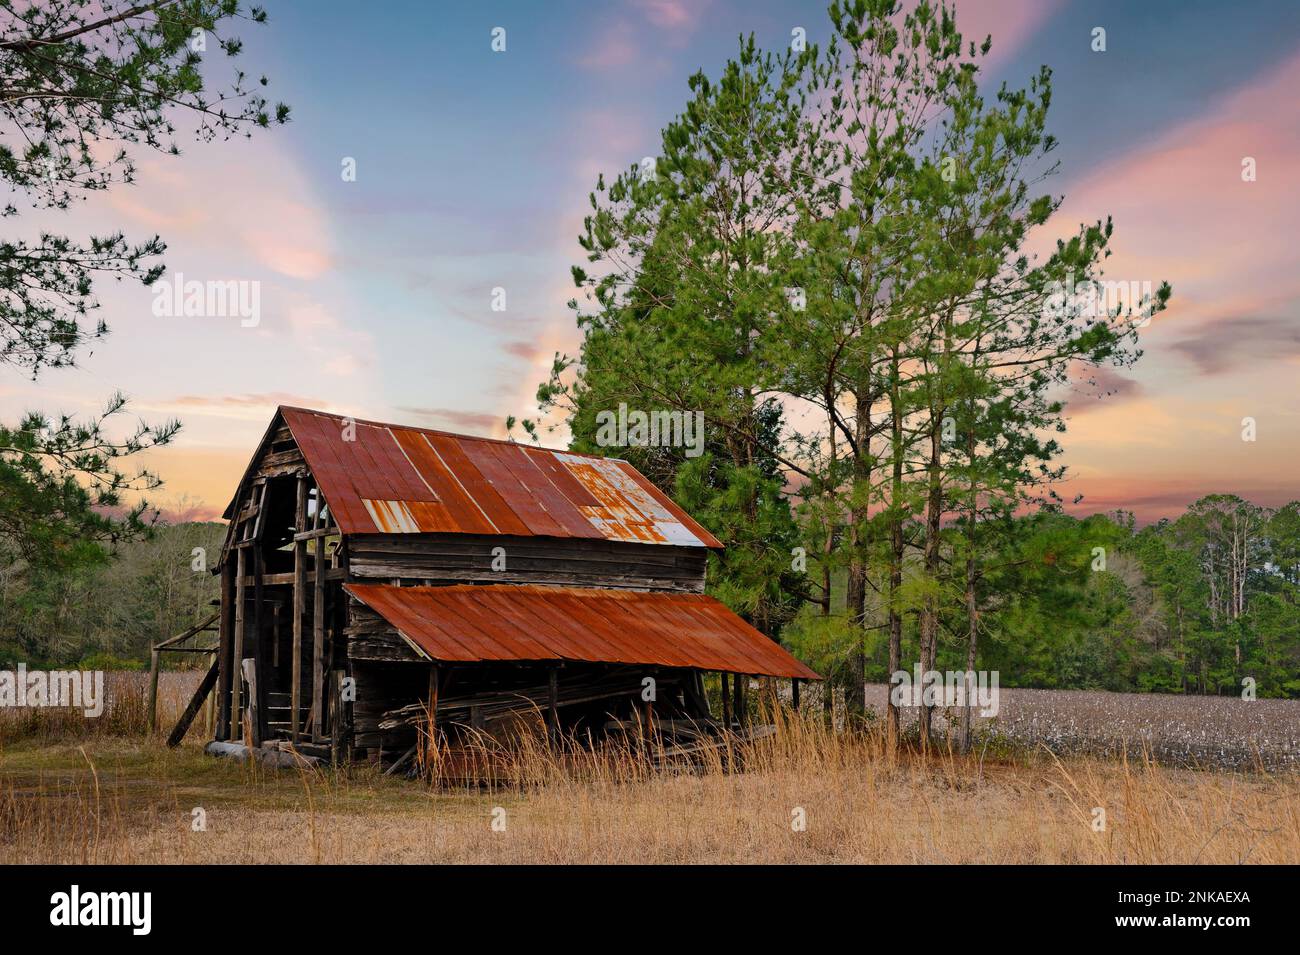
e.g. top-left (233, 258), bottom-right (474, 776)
top-left (863, 684), bottom-right (1300, 771)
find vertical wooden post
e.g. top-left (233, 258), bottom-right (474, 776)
top-left (241, 658), bottom-right (259, 746)
top-left (720, 672), bottom-right (731, 728)
top-left (427, 664), bottom-right (440, 779)
top-left (146, 648), bottom-right (161, 734)
top-left (291, 475), bottom-right (306, 743)
top-left (792, 678), bottom-right (801, 711)
top-left (335, 670), bottom-right (351, 769)
top-left (216, 558), bottom-right (234, 741)
top-left (547, 667), bottom-right (559, 745)
top-left (311, 523), bottom-right (327, 743)
top-left (271, 603), bottom-right (281, 669)
top-left (251, 545), bottom-right (269, 744)
top-left (231, 546), bottom-right (246, 739)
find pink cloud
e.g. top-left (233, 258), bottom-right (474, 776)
top-left (947, 0), bottom-right (1065, 70)
top-left (577, 20), bottom-right (641, 71)
top-left (502, 340), bottom-right (542, 361)
top-left (394, 406), bottom-right (501, 432)
top-left (577, 0), bottom-right (710, 72)
top-left (172, 392), bottom-right (330, 411)
top-left (1047, 49), bottom-right (1300, 370)
top-left (634, 0), bottom-right (706, 31)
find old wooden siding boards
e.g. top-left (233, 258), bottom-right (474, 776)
top-left (345, 534), bottom-right (708, 592)
top-left (276, 406), bottom-right (722, 548)
top-left (343, 583), bottom-right (821, 680)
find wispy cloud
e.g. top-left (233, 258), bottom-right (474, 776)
top-left (633, 0), bottom-right (709, 32)
top-left (394, 406), bottom-right (502, 432)
top-left (1170, 315), bottom-right (1300, 375)
top-left (170, 392), bottom-right (331, 414)
top-left (1064, 364), bottom-right (1145, 415)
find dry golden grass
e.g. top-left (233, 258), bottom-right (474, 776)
top-left (2, 709), bottom-right (1296, 864)
top-left (0, 670), bottom-right (205, 745)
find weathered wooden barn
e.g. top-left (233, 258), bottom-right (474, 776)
top-left (209, 406), bottom-right (817, 768)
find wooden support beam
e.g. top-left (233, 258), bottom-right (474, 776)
top-left (792, 678), bottom-right (800, 711)
top-left (252, 543), bottom-right (269, 744)
top-left (720, 672), bottom-right (731, 728)
top-left (216, 560), bottom-right (234, 741)
top-left (426, 664), bottom-right (440, 779)
top-left (547, 667), bottom-right (559, 745)
top-left (203, 651), bottom-right (217, 738)
top-left (330, 670), bottom-right (345, 767)
top-left (236, 568), bottom-right (344, 587)
top-left (231, 547), bottom-right (246, 739)
top-left (152, 613), bottom-right (219, 651)
top-left (167, 656), bottom-right (221, 748)
top-left (682, 670), bottom-right (710, 719)
top-left (311, 533), bottom-right (327, 743)
top-left (383, 743), bottom-right (418, 777)
top-left (241, 658), bottom-right (260, 746)
top-left (271, 603), bottom-right (281, 669)
top-left (146, 648), bottom-right (160, 734)
top-left (292, 475), bottom-right (306, 743)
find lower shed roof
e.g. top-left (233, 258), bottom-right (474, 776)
top-left (344, 583), bottom-right (820, 680)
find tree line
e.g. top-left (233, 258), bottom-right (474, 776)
top-left (781, 497), bottom-right (1300, 703)
top-left (0, 520), bottom-right (224, 668)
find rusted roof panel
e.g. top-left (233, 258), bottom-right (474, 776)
top-left (280, 407), bottom-right (723, 547)
top-left (344, 583), bottom-right (820, 680)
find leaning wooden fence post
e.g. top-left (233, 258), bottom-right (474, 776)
top-left (146, 648), bottom-right (161, 734)
top-left (204, 651), bottom-right (217, 737)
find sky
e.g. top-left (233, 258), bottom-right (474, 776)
top-left (7, 0), bottom-right (1300, 523)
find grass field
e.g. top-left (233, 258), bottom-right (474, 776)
top-left (1, 673), bottom-right (1297, 864)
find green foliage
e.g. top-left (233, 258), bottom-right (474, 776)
top-left (74, 652), bottom-right (144, 672)
top-left (521, 2), bottom-right (1288, 704)
top-left (0, 520), bottom-right (224, 666)
top-left (783, 500), bottom-right (1300, 698)
top-left (0, 1), bottom-right (284, 591)
top-left (0, 0), bottom-right (289, 372)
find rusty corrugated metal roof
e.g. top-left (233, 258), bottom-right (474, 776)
top-left (344, 583), bottom-right (820, 680)
top-left (279, 407), bottom-right (722, 547)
